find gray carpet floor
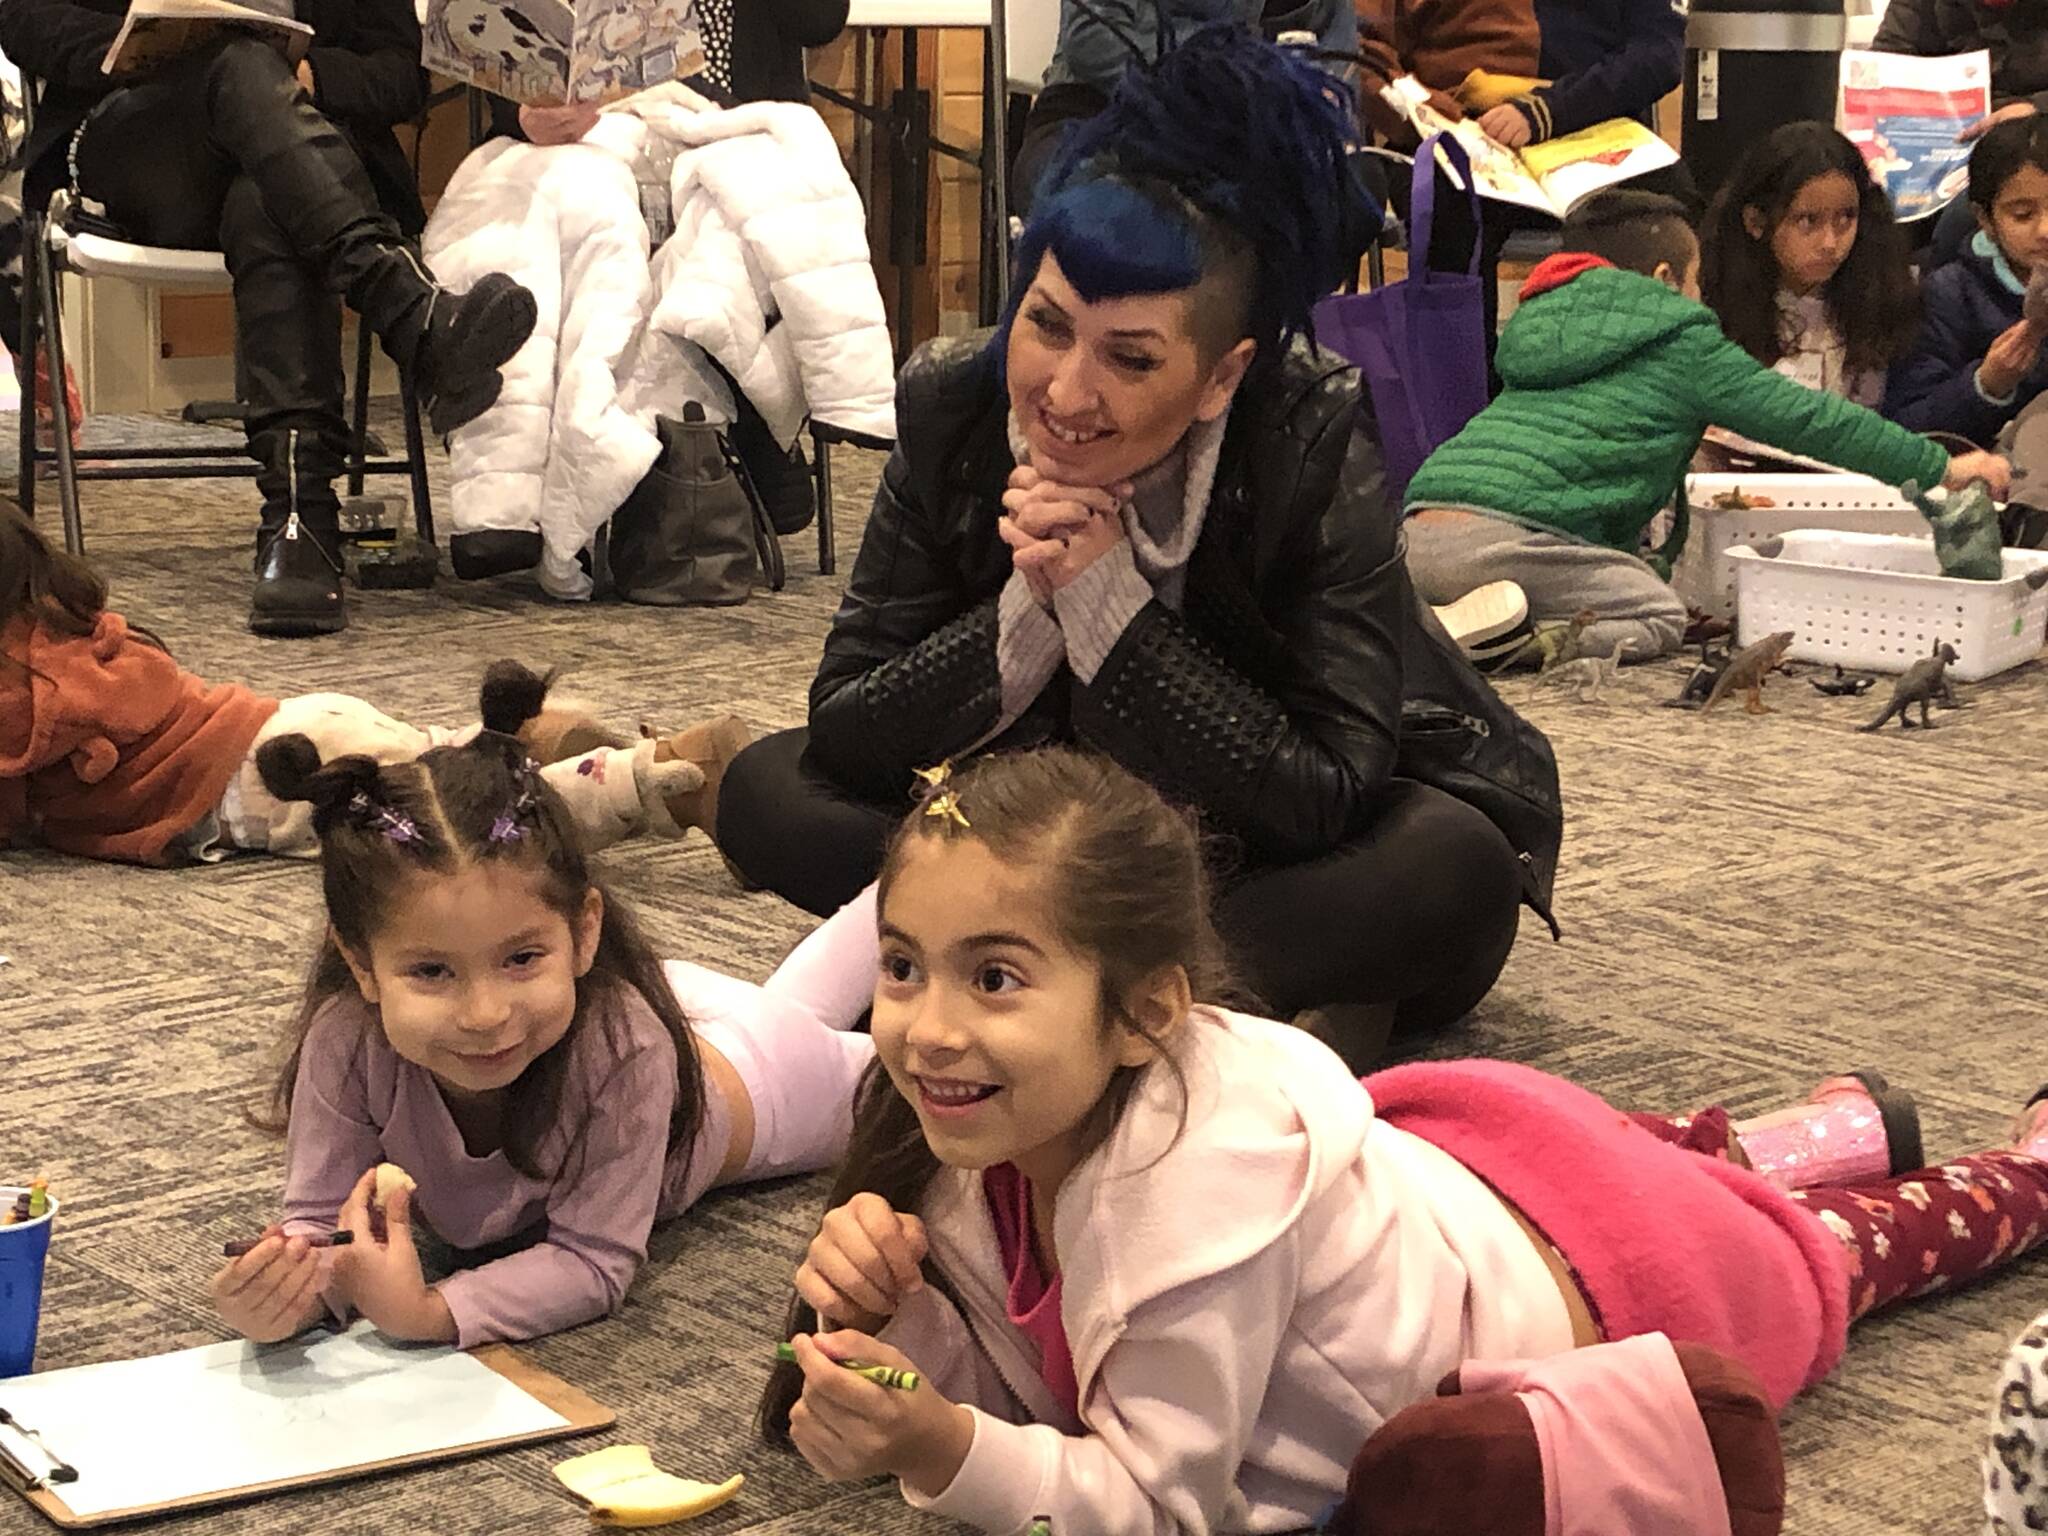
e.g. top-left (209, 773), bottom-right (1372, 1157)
top-left (3, 408), bottom-right (2046, 1536)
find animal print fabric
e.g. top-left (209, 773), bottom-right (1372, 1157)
top-left (1790, 1153), bottom-right (2048, 1323)
top-left (1985, 1309), bottom-right (2048, 1535)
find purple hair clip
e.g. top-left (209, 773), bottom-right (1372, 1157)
top-left (488, 782), bottom-right (538, 844)
top-left (348, 791), bottom-right (419, 845)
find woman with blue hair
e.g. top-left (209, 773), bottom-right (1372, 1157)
top-left (715, 25), bottom-right (1562, 1065)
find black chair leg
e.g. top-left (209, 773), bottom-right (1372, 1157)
top-left (814, 428), bottom-right (837, 576)
top-left (399, 376), bottom-right (435, 546)
top-left (17, 216), bottom-right (40, 520)
top-left (348, 320), bottom-right (373, 498)
top-left (35, 233), bottom-right (86, 555)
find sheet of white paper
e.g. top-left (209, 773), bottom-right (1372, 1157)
top-left (0, 1323), bottom-right (568, 1518)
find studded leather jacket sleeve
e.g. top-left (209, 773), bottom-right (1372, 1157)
top-left (1071, 399), bottom-right (1404, 862)
top-left (806, 434), bottom-right (1009, 802)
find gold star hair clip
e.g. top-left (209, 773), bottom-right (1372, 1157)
top-left (912, 761), bottom-right (971, 831)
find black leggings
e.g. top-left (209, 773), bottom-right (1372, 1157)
top-left (716, 728), bottom-right (1527, 1032)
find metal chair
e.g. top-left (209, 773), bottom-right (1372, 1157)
top-left (14, 91), bottom-right (434, 557)
top-left (807, 417), bottom-right (896, 576)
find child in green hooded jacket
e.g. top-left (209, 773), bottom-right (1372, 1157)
top-left (1405, 190), bottom-right (2009, 664)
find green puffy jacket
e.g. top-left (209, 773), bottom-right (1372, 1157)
top-left (1403, 257), bottom-right (1951, 554)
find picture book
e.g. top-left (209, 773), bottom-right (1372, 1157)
top-left (1838, 48), bottom-right (1990, 220)
top-left (1384, 78), bottom-right (1681, 219)
top-left (100, 0), bottom-right (312, 78)
top-left (421, 0), bottom-right (704, 106)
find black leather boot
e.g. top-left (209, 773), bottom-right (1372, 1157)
top-left (350, 257), bottom-right (537, 436)
top-left (185, 42), bottom-right (537, 438)
top-left (249, 426), bottom-right (348, 637)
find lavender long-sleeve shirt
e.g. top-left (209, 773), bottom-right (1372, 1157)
top-left (280, 984), bottom-right (728, 1347)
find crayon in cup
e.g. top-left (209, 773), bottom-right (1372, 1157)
top-left (1, 1178), bottom-right (48, 1227)
top-left (774, 1340), bottom-right (920, 1391)
top-left (221, 1229), bottom-right (354, 1258)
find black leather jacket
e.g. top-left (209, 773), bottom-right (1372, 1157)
top-left (808, 333), bottom-right (1565, 923)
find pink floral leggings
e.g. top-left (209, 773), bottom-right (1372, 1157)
top-left (1633, 1107), bottom-right (2048, 1322)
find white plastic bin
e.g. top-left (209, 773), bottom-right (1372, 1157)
top-left (1727, 529), bottom-right (2048, 681)
top-left (1676, 474), bottom-right (1929, 620)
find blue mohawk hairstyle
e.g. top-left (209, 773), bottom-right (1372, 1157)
top-left (999, 23), bottom-right (1356, 366)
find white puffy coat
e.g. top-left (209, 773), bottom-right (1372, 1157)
top-left (422, 89), bottom-right (894, 598)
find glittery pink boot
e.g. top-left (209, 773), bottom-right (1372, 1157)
top-left (1733, 1069), bottom-right (1923, 1190)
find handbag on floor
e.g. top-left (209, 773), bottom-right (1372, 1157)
top-left (608, 404), bottom-right (773, 606)
top-left (1312, 132), bottom-right (1490, 508)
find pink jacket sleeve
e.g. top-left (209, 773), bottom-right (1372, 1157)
top-left (901, 1232), bottom-right (1307, 1535)
top-left (434, 1034), bottom-right (678, 1347)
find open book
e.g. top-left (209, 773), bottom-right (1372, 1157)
top-left (1385, 78), bottom-right (1681, 218)
top-left (421, 0), bottom-right (703, 105)
top-left (1838, 48), bottom-right (1990, 220)
top-left (100, 0), bottom-right (312, 78)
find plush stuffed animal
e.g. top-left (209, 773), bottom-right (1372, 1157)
top-left (1324, 1334), bottom-right (1784, 1536)
top-left (1905, 479), bottom-right (2004, 581)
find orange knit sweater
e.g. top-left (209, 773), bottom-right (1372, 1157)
top-left (0, 612), bottom-right (279, 864)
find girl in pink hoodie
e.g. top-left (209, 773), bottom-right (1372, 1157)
top-left (757, 747), bottom-right (2048, 1534)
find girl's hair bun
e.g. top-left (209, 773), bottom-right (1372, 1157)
top-left (254, 736), bottom-right (383, 820)
top-left (479, 660), bottom-right (554, 739)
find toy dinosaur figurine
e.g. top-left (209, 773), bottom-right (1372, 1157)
top-left (1858, 642), bottom-right (1961, 731)
top-left (1539, 639), bottom-right (1636, 702)
top-left (1810, 665), bottom-right (1877, 697)
top-left (1494, 608), bottom-right (1598, 672)
top-left (1904, 478), bottom-right (2003, 581)
top-left (1663, 637), bottom-right (1734, 710)
top-left (1700, 631), bottom-right (1796, 715)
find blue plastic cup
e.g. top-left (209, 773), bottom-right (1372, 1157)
top-left (0, 1189), bottom-right (58, 1378)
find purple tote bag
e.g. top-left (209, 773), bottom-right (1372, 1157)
top-left (1313, 133), bottom-right (1489, 507)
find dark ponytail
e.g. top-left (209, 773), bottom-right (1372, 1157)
top-left (1, 499), bottom-right (108, 642)
top-left (256, 660), bottom-right (707, 1188)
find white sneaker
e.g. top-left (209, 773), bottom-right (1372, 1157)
top-left (1433, 580), bottom-right (1530, 654)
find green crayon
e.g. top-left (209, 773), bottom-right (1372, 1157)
top-left (774, 1340), bottom-right (920, 1391)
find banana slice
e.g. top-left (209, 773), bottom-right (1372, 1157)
top-left (553, 1444), bottom-right (743, 1527)
top-left (373, 1162), bottom-right (416, 1205)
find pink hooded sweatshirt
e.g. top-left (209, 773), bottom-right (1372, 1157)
top-left (881, 1009), bottom-right (1578, 1534)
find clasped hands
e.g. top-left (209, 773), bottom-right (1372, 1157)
top-left (209, 1166), bottom-right (455, 1346)
top-left (998, 466), bottom-right (1133, 610)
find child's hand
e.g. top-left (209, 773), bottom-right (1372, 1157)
top-left (334, 1167), bottom-right (457, 1343)
top-left (1979, 319), bottom-right (2045, 401)
top-left (209, 1227), bottom-right (330, 1344)
top-left (1477, 104), bottom-right (1531, 148)
top-left (1959, 101), bottom-right (2038, 144)
top-left (785, 1331), bottom-right (972, 1496)
top-left (794, 1193), bottom-right (928, 1332)
top-left (1945, 449), bottom-right (2014, 501)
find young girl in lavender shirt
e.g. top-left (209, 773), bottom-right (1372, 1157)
top-left (208, 665), bottom-right (874, 1348)
top-left (757, 748), bottom-right (2048, 1534)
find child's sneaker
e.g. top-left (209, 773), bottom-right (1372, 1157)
top-left (1432, 579), bottom-right (1529, 663)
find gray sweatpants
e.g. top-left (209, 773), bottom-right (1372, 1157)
top-left (1403, 510), bottom-right (1687, 662)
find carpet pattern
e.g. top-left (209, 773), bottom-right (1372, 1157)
top-left (3, 409), bottom-right (2046, 1536)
